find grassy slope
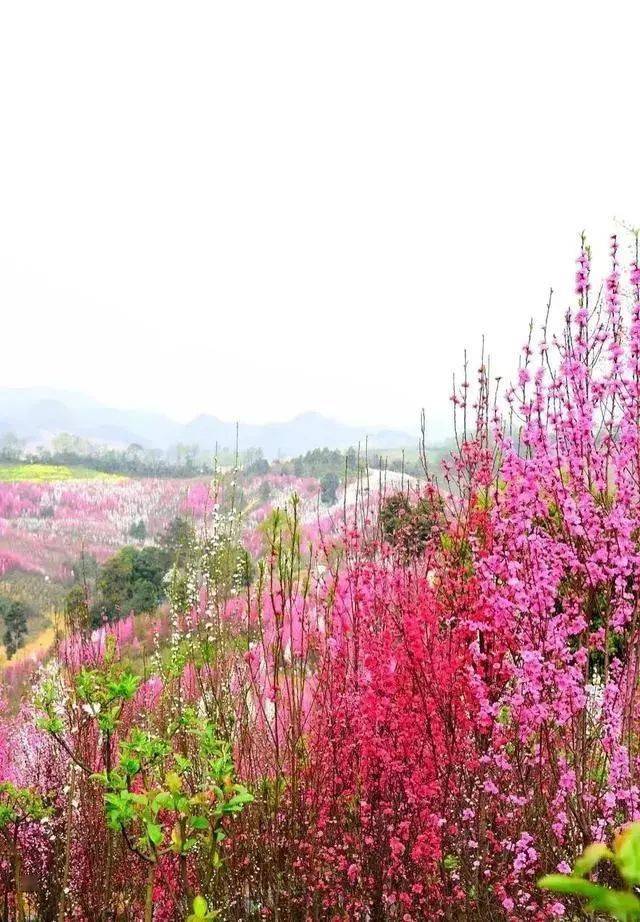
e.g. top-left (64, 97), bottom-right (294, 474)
top-left (0, 465), bottom-right (123, 659)
top-left (0, 463), bottom-right (124, 482)
top-left (0, 571), bottom-right (66, 665)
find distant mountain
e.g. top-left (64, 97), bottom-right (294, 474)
top-left (0, 388), bottom-right (415, 460)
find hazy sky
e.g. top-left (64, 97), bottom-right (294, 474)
top-left (2, 2), bottom-right (640, 436)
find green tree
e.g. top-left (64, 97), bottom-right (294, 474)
top-left (129, 579), bottom-right (160, 614)
top-left (64, 584), bottom-right (90, 631)
top-left (160, 517), bottom-right (196, 564)
top-left (0, 433), bottom-right (24, 462)
top-left (92, 546), bottom-right (170, 625)
top-left (379, 491), bottom-right (436, 557)
top-left (134, 546), bottom-right (169, 584)
top-left (0, 597), bottom-right (31, 658)
top-left (258, 481), bottom-right (272, 503)
top-left (345, 446), bottom-right (358, 471)
top-left (129, 520), bottom-right (147, 541)
top-left (94, 547), bottom-right (136, 622)
top-left (320, 472), bottom-right (340, 505)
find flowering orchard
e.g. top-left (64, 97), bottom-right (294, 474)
top-left (0, 473), bottom-right (321, 589)
top-left (3, 237), bottom-right (640, 919)
top-left (0, 477), bottom-right (211, 583)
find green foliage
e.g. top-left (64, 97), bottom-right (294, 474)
top-left (34, 674), bottom-right (65, 736)
top-left (539, 823), bottom-right (640, 919)
top-left (370, 443), bottom-right (452, 477)
top-left (0, 595), bottom-right (32, 657)
top-left (160, 516), bottom-right (196, 564)
top-left (18, 433), bottom-right (217, 477)
top-left (128, 578), bottom-right (161, 614)
top-left (94, 705), bottom-right (254, 874)
top-left (320, 471), bottom-right (340, 505)
top-left (71, 554), bottom-right (99, 584)
top-left (59, 511), bottom-right (218, 635)
top-left (74, 660), bottom-right (141, 734)
top-left (92, 545), bottom-right (170, 624)
top-left (0, 782), bottom-right (50, 832)
top-left (129, 519), bottom-right (147, 541)
top-left (0, 433), bottom-right (24, 463)
top-left (274, 446), bottom-right (356, 480)
top-left (258, 480), bottom-right (272, 503)
top-left (187, 895), bottom-right (220, 920)
top-left (379, 491), bottom-right (436, 557)
top-left (36, 642), bottom-right (140, 743)
top-left (64, 583), bottom-right (90, 630)
top-left (63, 520), bottom-right (200, 628)
top-left (243, 449), bottom-right (270, 477)
top-left (443, 854), bottom-right (460, 872)
top-left (203, 536), bottom-right (254, 598)
top-left (258, 498), bottom-right (303, 579)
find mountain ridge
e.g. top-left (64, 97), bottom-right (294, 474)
top-left (0, 388), bottom-right (415, 460)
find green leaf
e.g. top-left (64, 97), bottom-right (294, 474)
top-left (574, 842), bottom-right (614, 877)
top-left (146, 823), bottom-right (163, 846)
top-left (152, 792), bottom-right (173, 813)
top-left (225, 792), bottom-right (254, 809)
top-left (192, 895), bottom-right (208, 917)
top-left (175, 795), bottom-right (190, 814)
top-left (539, 875), bottom-right (640, 920)
top-left (443, 853), bottom-right (459, 872)
top-left (539, 874), bottom-right (607, 896)
top-left (39, 715), bottom-right (64, 735)
top-left (189, 815), bottom-right (209, 830)
top-left (120, 757), bottom-right (141, 776)
top-left (174, 754), bottom-right (191, 772)
top-left (615, 824), bottom-right (640, 886)
top-left (166, 771), bottom-right (182, 794)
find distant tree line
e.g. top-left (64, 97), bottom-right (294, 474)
top-left (272, 446), bottom-right (359, 478)
top-left (368, 454), bottom-right (424, 478)
top-left (0, 432), bottom-right (434, 482)
top-left (0, 432), bottom-right (251, 477)
top-left (245, 448), bottom-right (364, 506)
top-left (246, 447), bottom-right (432, 506)
top-left (252, 446), bottom-right (432, 481)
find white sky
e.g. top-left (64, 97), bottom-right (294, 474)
top-left (2, 2), bottom-right (640, 436)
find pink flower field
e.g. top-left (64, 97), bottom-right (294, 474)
top-left (0, 477), bottom-right (211, 582)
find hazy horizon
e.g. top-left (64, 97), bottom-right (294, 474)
top-left (0, 383), bottom-right (427, 436)
top-left (3, 2), bottom-right (640, 434)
